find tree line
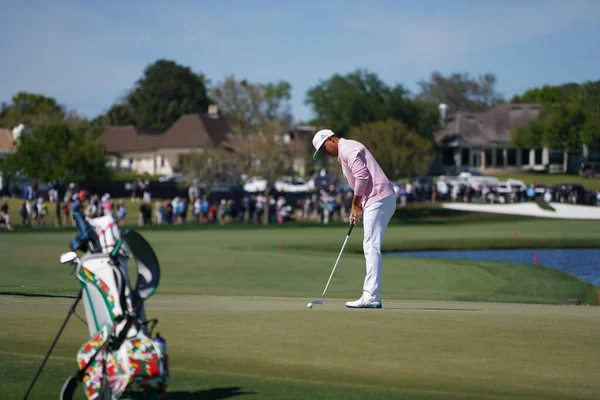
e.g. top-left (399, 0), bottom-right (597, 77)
top-left (511, 82), bottom-right (600, 155)
top-left (1, 58), bottom-right (596, 189)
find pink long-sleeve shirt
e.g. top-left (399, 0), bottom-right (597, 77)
top-left (337, 138), bottom-right (395, 209)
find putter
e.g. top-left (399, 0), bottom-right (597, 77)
top-left (311, 223), bottom-right (355, 305)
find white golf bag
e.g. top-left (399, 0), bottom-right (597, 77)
top-left (59, 212), bottom-right (169, 400)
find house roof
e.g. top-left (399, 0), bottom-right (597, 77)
top-left (164, 114), bottom-right (230, 149)
top-left (435, 103), bottom-right (541, 148)
top-left (102, 126), bottom-right (164, 153)
top-left (0, 128), bottom-right (16, 152)
top-left (102, 114), bottom-right (232, 154)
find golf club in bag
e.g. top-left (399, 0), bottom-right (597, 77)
top-left (310, 223), bottom-right (354, 306)
top-left (22, 212), bottom-right (169, 400)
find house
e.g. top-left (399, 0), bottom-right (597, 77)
top-left (433, 103), bottom-right (574, 173)
top-left (102, 112), bottom-right (231, 176)
top-left (277, 125), bottom-right (320, 177)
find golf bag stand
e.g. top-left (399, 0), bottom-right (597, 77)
top-left (21, 289), bottom-right (83, 400)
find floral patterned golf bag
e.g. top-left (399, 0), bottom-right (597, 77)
top-left (60, 212), bottom-right (169, 400)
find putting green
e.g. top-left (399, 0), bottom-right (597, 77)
top-left (2, 295), bottom-right (599, 400)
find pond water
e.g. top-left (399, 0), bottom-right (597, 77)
top-left (386, 249), bottom-right (600, 286)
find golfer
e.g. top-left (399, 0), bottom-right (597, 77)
top-left (312, 129), bottom-right (396, 308)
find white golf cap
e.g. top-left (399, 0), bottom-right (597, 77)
top-left (312, 129), bottom-right (335, 160)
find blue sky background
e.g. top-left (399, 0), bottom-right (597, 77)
top-left (1, 0), bottom-right (599, 123)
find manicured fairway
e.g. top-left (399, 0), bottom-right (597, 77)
top-left (1, 219), bottom-right (599, 303)
top-left (2, 295), bottom-right (600, 400)
top-left (1, 218), bottom-right (600, 399)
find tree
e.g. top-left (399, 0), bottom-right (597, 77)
top-left (510, 81), bottom-right (600, 156)
top-left (0, 92), bottom-right (66, 128)
top-left (2, 124), bottom-right (111, 185)
top-left (108, 59), bottom-right (210, 130)
top-left (305, 69), bottom-right (439, 139)
top-left (106, 102), bottom-right (135, 126)
top-left (580, 118), bottom-right (600, 150)
top-left (306, 69), bottom-right (394, 137)
top-left (181, 147), bottom-right (236, 191)
top-left (542, 105), bottom-right (586, 151)
top-left (511, 85), bottom-right (569, 104)
top-left (348, 119), bottom-right (434, 179)
top-left (210, 76), bottom-right (292, 133)
top-left (221, 121), bottom-right (294, 224)
top-left (416, 71), bottom-right (504, 113)
top-left (511, 119), bottom-right (544, 149)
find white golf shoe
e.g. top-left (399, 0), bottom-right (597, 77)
top-left (345, 294), bottom-right (382, 309)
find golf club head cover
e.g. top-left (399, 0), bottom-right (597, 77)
top-left (70, 212), bottom-right (103, 253)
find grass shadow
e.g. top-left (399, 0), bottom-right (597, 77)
top-left (391, 204), bottom-right (533, 226)
top-left (0, 291), bottom-right (77, 299)
top-left (535, 201), bottom-right (556, 211)
top-left (162, 386), bottom-right (255, 400)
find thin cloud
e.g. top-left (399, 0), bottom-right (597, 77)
top-left (341, 1), bottom-right (600, 66)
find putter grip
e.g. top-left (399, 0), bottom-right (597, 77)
top-left (347, 223), bottom-right (354, 236)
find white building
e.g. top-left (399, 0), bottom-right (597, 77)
top-left (102, 113), bottom-right (231, 176)
top-left (433, 103), bottom-right (583, 174)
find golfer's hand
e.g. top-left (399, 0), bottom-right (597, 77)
top-left (349, 205), bottom-right (362, 225)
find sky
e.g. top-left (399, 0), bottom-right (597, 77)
top-left (1, 0), bottom-right (599, 123)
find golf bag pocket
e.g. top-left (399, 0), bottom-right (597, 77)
top-left (77, 326), bottom-right (169, 400)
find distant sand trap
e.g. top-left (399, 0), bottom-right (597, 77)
top-left (442, 202), bottom-right (600, 220)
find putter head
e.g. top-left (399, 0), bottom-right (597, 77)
top-left (311, 300), bottom-right (326, 305)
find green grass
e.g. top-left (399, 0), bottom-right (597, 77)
top-left (1, 218), bottom-right (600, 399)
top-left (1, 220), bottom-right (599, 303)
top-left (2, 296), bottom-right (600, 400)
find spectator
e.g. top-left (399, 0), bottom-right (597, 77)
top-left (0, 201), bottom-right (12, 230)
top-left (62, 200), bottom-right (71, 226)
top-left (276, 196), bottom-right (286, 224)
top-left (181, 198), bottom-right (189, 224)
top-left (208, 203), bottom-right (217, 223)
top-left (165, 201), bottom-right (174, 224)
top-left (527, 185), bottom-right (536, 202)
top-left (143, 181), bottom-right (151, 204)
top-left (155, 201), bottom-right (164, 224)
top-left (20, 201), bottom-right (29, 227)
top-left (201, 198), bottom-right (210, 223)
top-left (117, 200), bottom-right (127, 227)
top-left (48, 187), bottom-right (58, 203)
top-left (193, 198), bottom-right (201, 223)
top-left (86, 195), bottom-right (99, 218)
top-left (139, 200), bottom-right (152, 226)
top-left (255, 194), bottom-right (265, 223)
top-left (102, 193), bottom-right (113, 217)
top-left (173, 197), bottom-right (185, 224)
top-left (36, 197), bottom-right (47, 227)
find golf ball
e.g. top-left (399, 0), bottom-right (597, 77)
top-left (307, 302), bottom-right (313, 309)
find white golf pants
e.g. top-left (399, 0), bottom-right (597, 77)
top-left (362, 194), bottom-right (396, 301)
